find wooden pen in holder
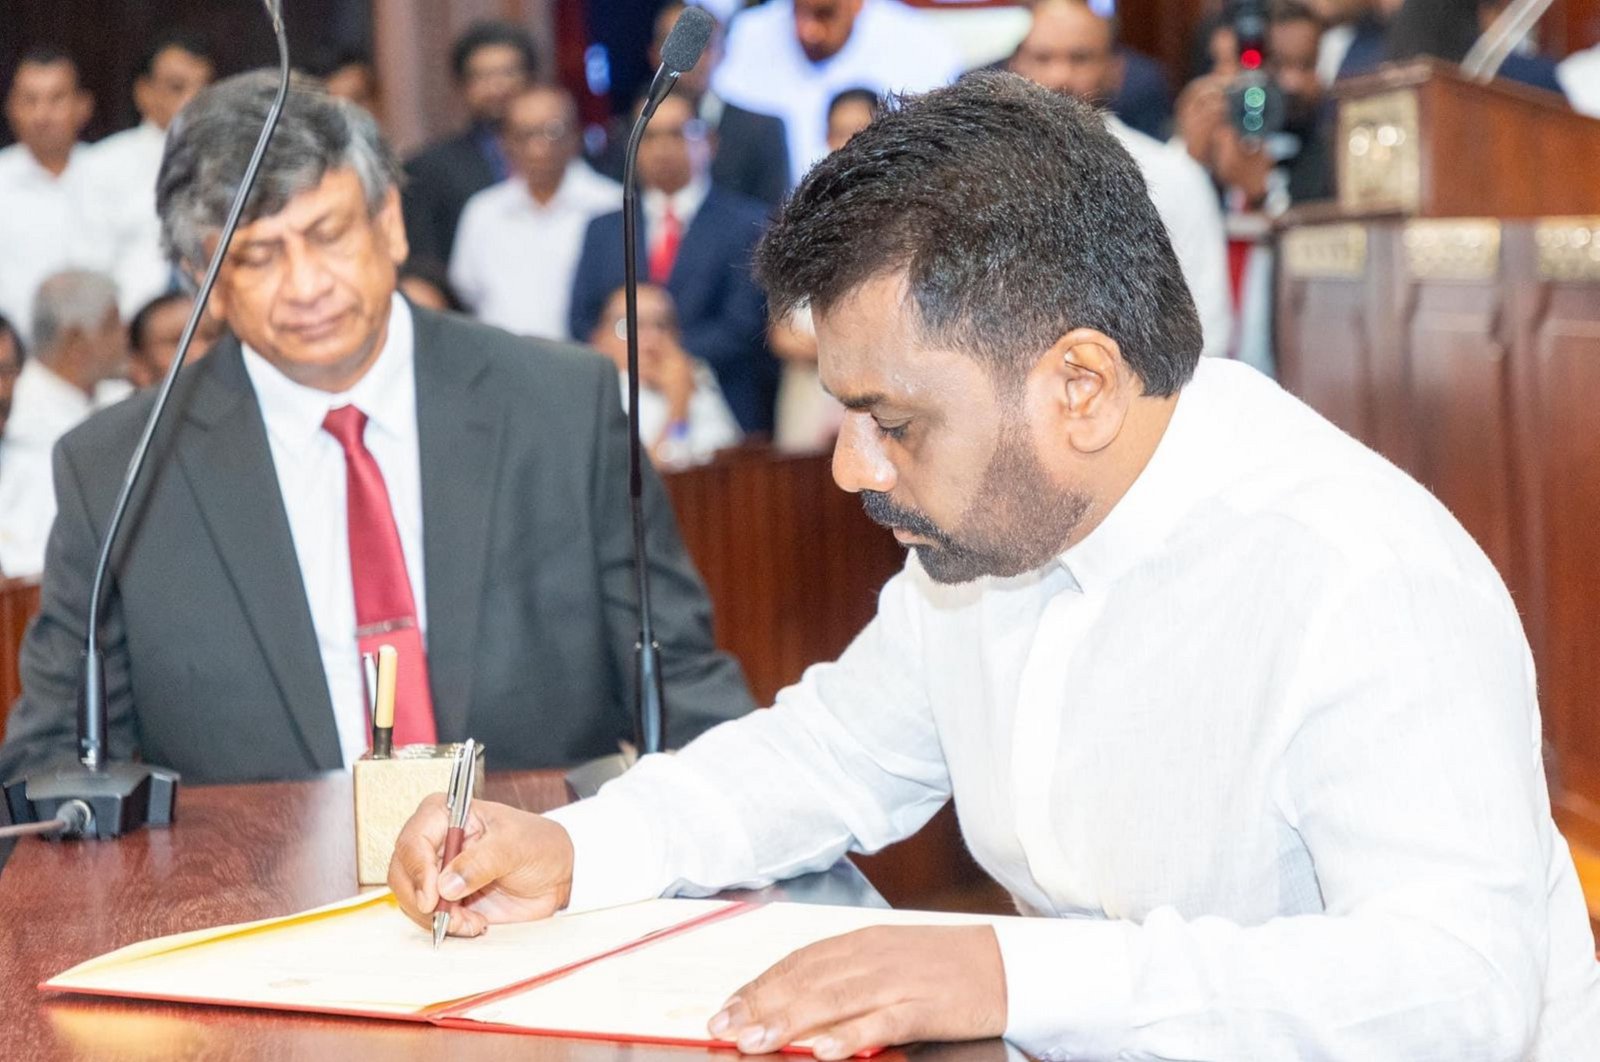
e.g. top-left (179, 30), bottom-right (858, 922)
top-left (351, 646), bottom-right (485, 885)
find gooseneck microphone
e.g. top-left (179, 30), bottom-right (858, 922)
top-left (2, 0), bottom-right (292, 840)
top-left (619, 6), bottom-right (714, 758)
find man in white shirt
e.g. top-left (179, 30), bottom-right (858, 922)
top-left (88, 33), bottom-right (215, 319)
top-left (392, 73), bottom-right (1600, 1060)
top-left (1009, 0), bottom-right (1233, 359)
top-left (0, 270), bottom-right (127, 577)
top-left (712, 0), bottom-right (964, 182)
top-left (449, 84), bottom-right (622, 341)
top-left (0, 48), bottom-right (115, 342)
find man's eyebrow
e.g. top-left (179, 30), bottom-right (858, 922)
top-left (828, 389), bottom-right (886, 412)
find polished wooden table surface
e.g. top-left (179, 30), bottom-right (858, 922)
top-left (0, 771), bottom-right (1005, 1061)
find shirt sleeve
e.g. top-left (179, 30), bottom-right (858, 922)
top-left (545, 563), bottom-right (953, 912)
top-left (1155, 150), bottom-right (1234, 359)
top-left (992, 563), bottom-right (1553, 1062)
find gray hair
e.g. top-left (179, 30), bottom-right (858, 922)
top-left (157, 70), bottom-right (402, 270)
top-left (32, 270), bottom-right (119, 355)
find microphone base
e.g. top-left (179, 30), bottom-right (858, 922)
top-left (4, 761), bottom-right (179, 840)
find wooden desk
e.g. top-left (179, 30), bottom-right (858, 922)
top-left (0, 770), bottom-right (1004, 1062)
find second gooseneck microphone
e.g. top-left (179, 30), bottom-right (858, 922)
top-left (618, 6), bottom-right (715, 758)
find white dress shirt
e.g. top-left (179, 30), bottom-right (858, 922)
top-left (1558, 44), bottom-right (1600, 118)
top-left (1107, 116), bottom-right (1233, 360)
top-left (88, 121), bottom-right (175, 316)
top-left (0, 360), bottom-right (95, 575)
top-left (617, 362), bottom-right (742, 468)
top-left (0, 144), bottom-right (116, 341)
top-left (450, 161), bottom-right (623, 341)
top-left (548, 358), bottom-right (1600, 1060)
top-left (713, 0), bottom-right (965, 182)
top-left (241, 294), bottom-right (427, 766)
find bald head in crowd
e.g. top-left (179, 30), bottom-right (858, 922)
top-left (1009, 0), bottom-right (1121, 104)
top-left (30, 270), bottom-right (126, 397)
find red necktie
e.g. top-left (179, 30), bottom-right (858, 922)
top-left (649, 203), bottom-right (682, 284)
top-left (322, 405), bottom-right (438, 747)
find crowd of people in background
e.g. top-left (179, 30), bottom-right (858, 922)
top-left (0, 0), bottom-right (1595, 579)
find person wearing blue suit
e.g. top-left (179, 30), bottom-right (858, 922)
top-left (570, 94), bottom-right (777, 435)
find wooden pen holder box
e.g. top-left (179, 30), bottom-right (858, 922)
top-left (352, 743), bottom-right (486, 886)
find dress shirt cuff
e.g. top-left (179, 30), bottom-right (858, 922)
top-left (542, 790), bottom-right (668, 914)
top-left (992, 915), bottom-right (1136, 1062)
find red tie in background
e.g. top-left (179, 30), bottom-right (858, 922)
top-left (323, 405), bottom-right (438, 747)
top-left (649, 203), bottom-right (682, 284)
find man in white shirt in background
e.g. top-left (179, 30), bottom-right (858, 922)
top-left (89, 32), bottom-right (216, 318)
top-left (0, 270), bottom-right (127, 577)
top-left (0, 48), bottom-right (115, 342)
top-left (449, 84), bottom-right (622, 341)
top-left (393, 73), bottom-right (1600, 1061)
top-left (713, 0), bottom-right (964, 182)
top-left (1009, 0), bottom-right (1233, 359)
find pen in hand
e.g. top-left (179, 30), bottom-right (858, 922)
top-left (434, 738), bottom-right (478, 949)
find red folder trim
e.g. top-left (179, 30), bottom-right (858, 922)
top-left (40, 899), bottom-right (885, 1057)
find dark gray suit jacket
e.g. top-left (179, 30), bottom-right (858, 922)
top-left (0, 305), bottom-right (754, 784)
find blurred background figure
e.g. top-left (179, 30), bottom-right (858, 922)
top-left (397, 258), bottom-right (466, 314)
top-left (90, 31), bottom-right (215, 318)
top-left (713, 0), bottom-right (964, 183)
top-left (1384, 0), bottom-right (1566, 95)
top-left (0, 47), bottom-right (110, 342)
top-left (0, 270), bottom-right (127, 577)
top-left (570, 91), bottom-right (774, 433)
top-left (304, 44), bottom-right (382, 119)
top-left (1009, 0), bottom-right (1232, 360)
top-left (1308, 0), bottom-right (1389, 82)
top-left (597, 2), bottom-right (789, 210)
top-left (769, 85), bottom-right (876, 454)
top-left (1562, 38), bottom-right (1600, 115)
top-left (402, 20), bottom-right (541, 267)
top-left (450, 84), bottom-right (622, 340)
top-left (0, 314), bottom-right (23, 442)
top-left (125, 291), bottom-right (222, 389)
top-left (588, 283), bottom-right (741, 469)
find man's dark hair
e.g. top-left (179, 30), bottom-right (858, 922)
top-left (827, 87), bottom-right (881, 122)
top-left (756, 72), bottom-right (1202, 397)
top-left (13, 46), bottom-right (81, 89)
top-left (137, 30), bottom-right (216, 80)
top-left (1270, 1), bottom-right (1320, 24)
top-left (129, 291), bottom-right (189, 356)
top-left (0, 312), bottom-right (26, 367)
top-left (301, 43), bottom-right (373, 81)
top-left (450, 21), bottom-right (540, 82)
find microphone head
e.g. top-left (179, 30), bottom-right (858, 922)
top-left (660, 6), bottom-right (715, 76)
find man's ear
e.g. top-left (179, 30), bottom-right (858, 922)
top-left (1025, 327), bottom-right (1133, 455)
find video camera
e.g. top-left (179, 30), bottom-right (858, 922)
top-left (1224, 0), bottom-right (1286, 142)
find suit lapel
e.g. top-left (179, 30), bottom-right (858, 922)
top-left (174, 340), bottom-right (342, 769)
top-left (668, 188), bottom-right (721, 310)
top-left (411, 307), bottom-right (501, 741)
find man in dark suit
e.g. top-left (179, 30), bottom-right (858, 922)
top-left (595, 2), bottom-right (790, 210)
top-left (400, 21), bottom-right (539, 268)
top-left (0, 73), bottom-right (753, 786)
top-left (571, 93), bottom-right (776, 435)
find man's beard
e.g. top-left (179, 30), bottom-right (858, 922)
top-left (861, 424), bottom-right (1091, 585)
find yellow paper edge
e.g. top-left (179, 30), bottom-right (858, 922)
top-left (48, 888), bottom-right (398, 985)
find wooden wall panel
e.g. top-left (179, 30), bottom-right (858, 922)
top-left (1510, 246), bottom-right (1600, 820)
top-left (1397, 277), bottom-right (1529, 605)
top-left (0, 578), bottom-right (42, 743)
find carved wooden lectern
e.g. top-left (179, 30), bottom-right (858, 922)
top-left (1277, 60), bottom-right (1600, 847)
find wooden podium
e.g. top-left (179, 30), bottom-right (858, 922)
top-left (1277, 61), bottom-right (1600, 843)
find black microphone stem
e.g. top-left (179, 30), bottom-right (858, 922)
top-left (620, 66), bottom-right (681, 758)
top-left (79, 7), bottom-right (291, 771)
